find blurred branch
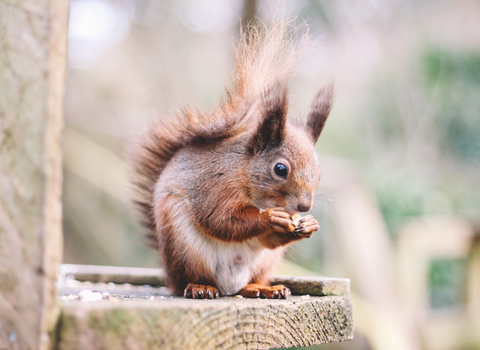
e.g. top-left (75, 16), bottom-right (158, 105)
top-left (63, 127), bottom-right (127, 204)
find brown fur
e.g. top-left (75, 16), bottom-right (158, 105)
top-left (153, 194), bottom-right (217, 295)
top-left (130, 20), bottom-right (334, 297)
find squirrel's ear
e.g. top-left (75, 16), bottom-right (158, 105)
top-left (306, 82), bottom-right (335, 143)
top-left (248, 82), bottom-right (288, 154)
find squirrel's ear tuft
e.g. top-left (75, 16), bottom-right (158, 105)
top-left (306, 82), bottom-right (335, 143)
top-left (248, 82), bottom-right (288, 154)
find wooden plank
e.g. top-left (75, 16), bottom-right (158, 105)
top-left (57, 266), bottom-right (353, 348)
top-left (0, 0), bottom-right (68, 349)
top-left (60, 264), bottom-right (350, 296)
top-left (271, 276), bottom-right (350, 297)
top-left (60, 264), bottom-right (168, 288)
top-left (57, 295), bottom-right (353, 350)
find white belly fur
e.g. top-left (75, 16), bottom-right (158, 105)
top-left (172, 209), bottom-right (267, 296)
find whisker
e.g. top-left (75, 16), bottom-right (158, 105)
top-left (250, 184), bottom-right (270, 190)
top-left (285, 249), bottom-right (297, 262)
top-left (249, 181), bottom-right (269, 187)
top-left (250, 180), bottom-right (271, 187)
top-left (288, 245), bottom-right (310, 260)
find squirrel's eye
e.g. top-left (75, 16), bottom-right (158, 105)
top-left (274, 163), bottom-right (288, 178)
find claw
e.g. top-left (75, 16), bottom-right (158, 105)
top-left (294, 224), bottom-right (306, 233)
top-left (184, 284), bottom-right (219, 299)
top-left (194, 288), bottom-right (204, 299)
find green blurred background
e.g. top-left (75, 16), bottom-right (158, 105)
top-left (62, 0), bottom-right (480, 349)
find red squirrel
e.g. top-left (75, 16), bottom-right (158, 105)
top-left (130, 21), bottom-right (334, 299)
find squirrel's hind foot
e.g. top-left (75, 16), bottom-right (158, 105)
top-left (184, 283), bottom-right (219, 299)
top-left (239, 283), bottom-right (291, 299)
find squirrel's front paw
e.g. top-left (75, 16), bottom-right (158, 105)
top-left (263, 207), bottom-right (296, 233)
top-left (293, 214), bottom-right (320, 238)
top-left (259, 208), bottom-right (320, 248)
top-left (184, 283), bottom-right (219, 299)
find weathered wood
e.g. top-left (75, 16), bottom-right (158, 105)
top-left (57, 295), bottom-right (353, 350)
top-left (0, 0), bottom-right (68, 349)
top-left (61, 264), bottom-right (168, 288)
top-left (270, 276), bottom-right (350, 297)
top-left (60, 264), bottom-right (350, 296)
top-left (57, 266), bottom-right (353, 349)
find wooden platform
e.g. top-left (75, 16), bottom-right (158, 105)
top-left (56, 265), bottom-right (354, 350)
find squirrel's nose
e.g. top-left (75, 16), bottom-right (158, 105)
top-left (297, 203), bottom-right (311, 212)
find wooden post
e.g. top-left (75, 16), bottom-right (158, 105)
top-left (0, 0), bottom-right (69, 349)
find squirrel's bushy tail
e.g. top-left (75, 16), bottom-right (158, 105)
top-left (130, 19), bottom-right (307, 246)
top-left (226, 19), bottom-right (307, 108)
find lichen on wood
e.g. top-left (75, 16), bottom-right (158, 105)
top-left (57, 267), bottom-right (354, 349)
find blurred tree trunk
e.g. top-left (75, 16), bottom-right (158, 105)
top-left (241, 0), bottom-right (258, 29)
top-left (0, 0), bottom-right (68, 349)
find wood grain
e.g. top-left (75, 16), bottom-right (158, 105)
top-left (0, 0), bottom-right (68, 349)
top-left (58, 295), bottom-right (353, 350)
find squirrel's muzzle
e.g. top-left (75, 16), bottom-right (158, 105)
top-left (297, 203), bottom-right (311, 213)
